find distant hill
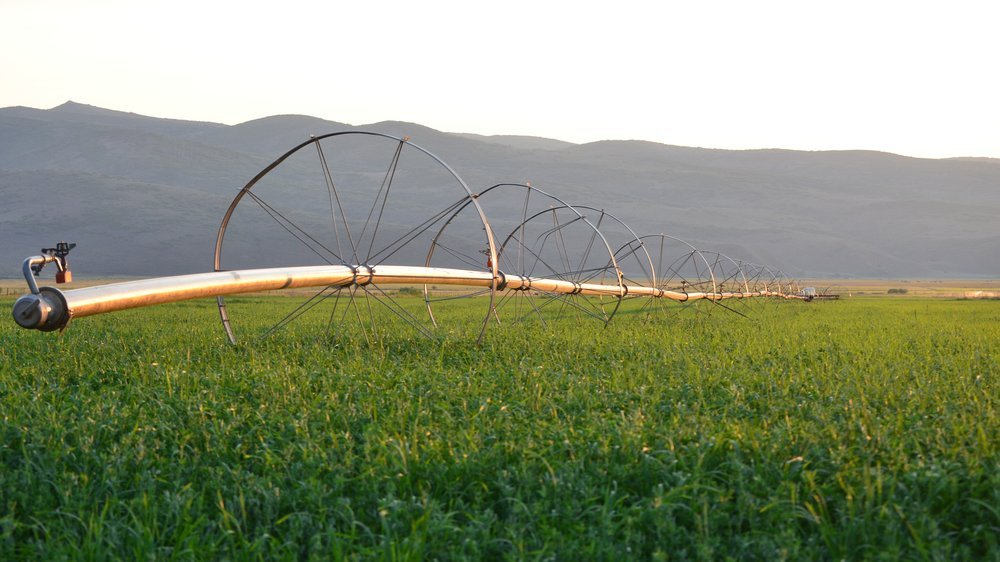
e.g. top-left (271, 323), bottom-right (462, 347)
top-left (1, 101), bottom-right (997, 279)
top-left (454, 133), bottom-right (575, 151)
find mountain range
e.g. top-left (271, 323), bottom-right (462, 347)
top-left (1, 101), bottom-right (997, 279)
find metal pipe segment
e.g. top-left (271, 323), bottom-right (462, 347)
top-left (12, 262), bottom-right (796, 332)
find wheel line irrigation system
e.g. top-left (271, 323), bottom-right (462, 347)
top-left (12, 131), bottom-right (806, 343)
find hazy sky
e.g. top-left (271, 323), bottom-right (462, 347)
top-left (2, 0), bottom-right (997, 159)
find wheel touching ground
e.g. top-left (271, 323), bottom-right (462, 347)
top-left (214, 132), bottom-right (497, 344)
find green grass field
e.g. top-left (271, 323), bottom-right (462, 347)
top-left (1, 296), bottom-right (997, 560)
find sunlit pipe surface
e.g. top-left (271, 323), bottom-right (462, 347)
top-left (13, 264), bottom-right (799, 331)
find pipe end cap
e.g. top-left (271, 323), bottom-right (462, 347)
top-left (12, 288), bottom-right (68, 331)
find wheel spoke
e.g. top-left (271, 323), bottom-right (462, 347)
top-left (245, 190), bottom-right (343, 265)
top-left (360, 140), bottom-right (404, 263)
top-left (260, 285), bottom-right (340, 340)
top-left (363, 284), bottom-right (436, 339)
top-left (367, 197), bottom-right (469, 265)
top-left (315, 140), bottom-right (359, 264)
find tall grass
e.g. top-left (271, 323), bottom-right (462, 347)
top-left (1, 297), bottom-right (997, 560)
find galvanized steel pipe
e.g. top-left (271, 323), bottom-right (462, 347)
top-left (12, 264), bottom-right (794, 332)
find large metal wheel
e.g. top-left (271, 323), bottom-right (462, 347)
top-left (735, 259), bottom-right (776, 313)
top-left (701, 251), bottom-right (753, 317)
top-left (634, 234), bottom-right (718, 319)
top-left (426, 183), bottom-right (625, 329)
top-left (214, 132), bottom-right (497, 344)
top-left (560, 206), bottom-right (657, 321)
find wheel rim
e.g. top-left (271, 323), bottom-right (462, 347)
top-left (426, 183), bottom-right (625, 329)
top-left (214, 131), bottom-right (497, 344)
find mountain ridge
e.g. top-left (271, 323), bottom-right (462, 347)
top-left (1, 101), bottom-right (996, 279)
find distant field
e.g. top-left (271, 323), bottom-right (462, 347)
top-left (1, 296), bottom-right (997, 559)
top-left (0, 277), bottom-right (146, 298)
top-left (801, 279), bottom-right (1000, 298)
